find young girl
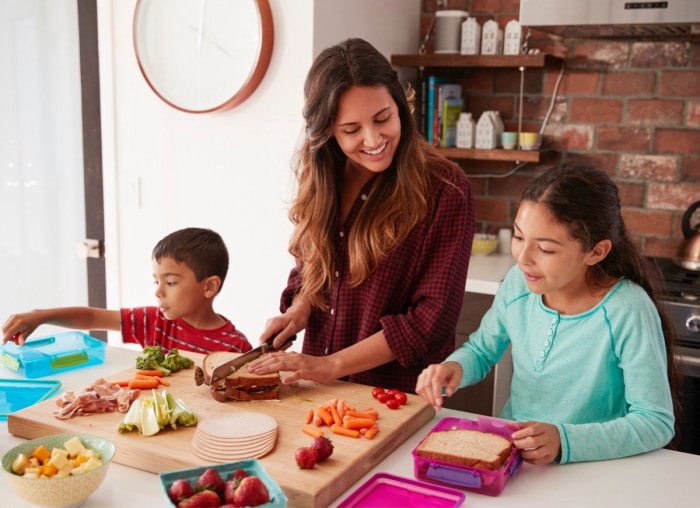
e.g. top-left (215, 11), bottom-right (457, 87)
top-left (251, 38), bottom-right (475, 393)
top-left (416, 164), bottom-right (679, 465)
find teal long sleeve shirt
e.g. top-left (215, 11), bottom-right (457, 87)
top-left (447, 266), bottom-right (675, 464)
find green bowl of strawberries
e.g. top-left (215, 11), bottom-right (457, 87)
top-left (159, 458), bottom-right (287, 507)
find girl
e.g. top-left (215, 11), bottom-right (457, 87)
top-left (416, 164), bottom-right (679, 464)
top-left (250, 38), bottom-right (475, 393)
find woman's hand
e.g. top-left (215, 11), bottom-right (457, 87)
top-left (2, 312), bottom-right (41, 345)
top-left (415, 361), bottom-right (463, 411)
top-left (511, 421), bottom-right (561, 465)
top-left (259, 297), bottom-right (311, 350)
top-left (248, 351), bottom-right (340, 385)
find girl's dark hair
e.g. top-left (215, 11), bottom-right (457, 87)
top-left (521, 163), bottom-right (682, 447)
top-left (152, 227), bottom-right (229, 293)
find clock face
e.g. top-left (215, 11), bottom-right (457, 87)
top-left (133, 0), bottom-right (273, 113)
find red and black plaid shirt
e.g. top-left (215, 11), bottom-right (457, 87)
top-left (281, 157), bottom-right (475, 393)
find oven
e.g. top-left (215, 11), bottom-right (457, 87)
top-left (650, 257), bottom-right (700, 455)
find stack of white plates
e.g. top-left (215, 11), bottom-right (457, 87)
top-left (191, 412), bottom-right (278, 463)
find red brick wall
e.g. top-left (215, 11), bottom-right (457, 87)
top-left (420, 0), bottom-right (700, 258)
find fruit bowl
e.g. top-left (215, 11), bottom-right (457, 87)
top-left (159, 459), bottom-right (287, 507)
top-left (2, 433), bottom-right (115, 507)
top-left (472, 233), bottom-right (499, 255)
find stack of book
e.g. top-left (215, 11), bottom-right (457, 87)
top-left (419, 77), bottom-right (463, 147)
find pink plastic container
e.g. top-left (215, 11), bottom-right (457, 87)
top-left (412, 415), bottom-right (522, 496)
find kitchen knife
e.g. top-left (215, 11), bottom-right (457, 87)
top-left (208, 335), bottom-right (295, 385)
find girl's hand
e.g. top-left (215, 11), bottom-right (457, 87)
top-left (1, 312), bottom-right (40, 345)
top-left (248, 351), bottom-right (339, 384)
top-left (415, 361), bottom-right (463, 411)
top-left (511, 421), bottom-right (561, 465)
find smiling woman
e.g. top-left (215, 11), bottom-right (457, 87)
top-left (132, 0), bottom-right (274, 113)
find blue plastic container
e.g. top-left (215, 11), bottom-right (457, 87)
top-left (0, 331), bottom-right (106, 378)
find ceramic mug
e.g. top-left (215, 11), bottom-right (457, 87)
top-left (501, 131), bottom-right (517, 149)
top-left (519, 132), bottom-right (540, 150)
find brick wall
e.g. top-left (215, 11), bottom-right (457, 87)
top-left (420, 0), bottom-right (700, 258)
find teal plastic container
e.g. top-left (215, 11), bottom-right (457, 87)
top-left (0, 331), bottom-right (106, 378)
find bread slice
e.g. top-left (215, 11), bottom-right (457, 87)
top-left (200, 351), bottom-right (280, 401)
top-left (416, 429), bottom-right (512, 471)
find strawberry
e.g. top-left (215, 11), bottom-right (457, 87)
top-left (168, 478), bottom-right (194, 504)
top-left (295, 446), bottom-right (318, 469)
top-left (195, 467), bottom-right (225, 498)
top-left (176, 489), bottom-right (221, 508)
top-left (230, 467), bottom-right (249, 486)
top-left (310, 436), bottom-right (334, 462)
top-left (233, 476), bottom-right (270, 507)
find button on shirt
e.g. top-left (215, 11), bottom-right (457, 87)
top-left (281, 156), bottom-right (475, 393)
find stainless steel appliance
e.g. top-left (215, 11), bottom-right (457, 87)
top-left (650, 256), bottom-right (700, 455)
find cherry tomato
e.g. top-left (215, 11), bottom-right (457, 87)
top-left (385, 398), bottom-right (402, 410)
top-left (371, 387), bottom-right (386, 400)
top-left (376, 392), bottom-right (392, 403)
top-left (393, 392), bottom-right (408, 406)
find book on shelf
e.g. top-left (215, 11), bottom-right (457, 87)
top-left (440, 97), bottom-right (464, 147)
top-left (434, 83), bottom-right (463, 147)
top-left (425, 76), bottom-right (448, 144)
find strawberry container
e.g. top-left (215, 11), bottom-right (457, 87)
top-left (412, 415), bottom-right (522, 496)
top-left (159, 458), bottom-right (287, 507)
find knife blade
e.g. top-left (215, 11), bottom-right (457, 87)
top-left (208, 335), bottom-right (295, 385)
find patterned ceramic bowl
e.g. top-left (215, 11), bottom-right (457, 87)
top-left (472, 233), bottom-right (499, 255)
top-left (2, 433), bottom-right (115, 507)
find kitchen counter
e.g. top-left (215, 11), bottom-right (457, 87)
top-left (465, 253), bottom-right (516, 295)
top-left (2, 345), bottom-right (698, 508)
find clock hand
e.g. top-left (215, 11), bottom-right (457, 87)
top-left (197, 0), bottom-right (206, 51)
top-left (187, 24), bottom-right (236, 60)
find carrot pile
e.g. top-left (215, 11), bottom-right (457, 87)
top-left (302, 398), bottom-right (380, 440)
top-left (112, 369), bottom-right (170, 390)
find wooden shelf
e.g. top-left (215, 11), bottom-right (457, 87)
top-left (391, 53), bottom-right (562, 69)
top-left (439, 147), bottom-right (544, 162)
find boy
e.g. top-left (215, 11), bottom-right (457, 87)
top-left (1, 227), bottom-right (251, 354)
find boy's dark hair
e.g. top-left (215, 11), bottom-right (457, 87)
top-left (152, 228), bottom-right (229, 292)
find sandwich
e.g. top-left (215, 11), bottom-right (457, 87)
top-left (415, 429), bottom-right (513, 471)
top-left (197, 351), bottom-right (280, 402)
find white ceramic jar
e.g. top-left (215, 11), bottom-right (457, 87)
top-left (456, 112), bottom-right (475, 149)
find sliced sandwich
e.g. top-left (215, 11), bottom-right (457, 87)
top-left (198, 351), bottom-right (280, 402)
top-left (416, 429), bottom-right (513, 471)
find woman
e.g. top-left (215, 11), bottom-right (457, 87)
top-left (416, 164), bottom-right (680, 464)
top-left (249, 38), bottom-right (475, 393)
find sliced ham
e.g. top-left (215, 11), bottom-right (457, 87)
top-left (54, 378), bottom-right (140, 420)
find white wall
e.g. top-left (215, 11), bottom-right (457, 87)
top-left (98, 0), bottom-right (420, 346)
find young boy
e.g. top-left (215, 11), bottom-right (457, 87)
top-left (1, 227), bottom-right (251, 354)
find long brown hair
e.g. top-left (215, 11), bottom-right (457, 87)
top-left (289, 38), bottom-right (444, 308)
top-left (521, 163), bottom-right (682, 447)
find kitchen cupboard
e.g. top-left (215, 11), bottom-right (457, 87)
top-left (390, 52), bottom-right (562, 163)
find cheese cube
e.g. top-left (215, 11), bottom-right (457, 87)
top-left (63, 437), bottom-right (86, 457)
top-left (48, 451), bottom-right (70, 470)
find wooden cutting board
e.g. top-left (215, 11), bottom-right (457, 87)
top-left (7, 352), bottom-right (435, 507)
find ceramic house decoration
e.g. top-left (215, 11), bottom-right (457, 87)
top-left (481, 19), bottom-right (503, 55)
top-left (460, 17), bottom-right (481, 55)
top-left (475, 111), bottom-right (498, 149)
top-left (456, 112), bottom-right (475, 148)
top-left (504, 20), bottom-right (522, 55)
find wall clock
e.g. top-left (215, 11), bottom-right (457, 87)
top-left (133, 0), bottom-right (274, 113)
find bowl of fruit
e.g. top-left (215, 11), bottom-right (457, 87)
top-left (160, 459), bottom-right (287, 507)
top-left (2, 433), bottom-right (115, 507)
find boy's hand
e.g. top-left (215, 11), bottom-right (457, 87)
top-left (415, 361), bottom-right (463, 411)
top-left (511, 421), bottom-right (561, 465)
top-left (2, 312), bottom-right (40, 346)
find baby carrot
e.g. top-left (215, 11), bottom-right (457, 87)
top-left (302, 425), bottom-right (324, 439)
top-left (329, 403), bottom-right (342, 426)
top-left (312, 412), bottom-right (323, 427)
top-left (336, 399), bottom-right (346, 420)
top-left (157, 377), bottom-right (170, 386)
top-left (317, 406), bottom-right (334, 426)
top-left (112, 380), bottom-right (131, 387)
top-left (305, 408), bottom-right (314, 425)
top-left (343, 417), bottom-right (376, 430)
top-left (135, 369), bottom-right (163, 377)
top-left (364, 425), bottom-right (380, 440)
top-left (128, 377), bottom-right (160, 390)
top-left (331, 424), bottom-right (360, 438)
top-left (345, 409), bottom-right (378, 420)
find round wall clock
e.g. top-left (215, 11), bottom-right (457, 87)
top-left (133, 0), bottom-right (274, 113)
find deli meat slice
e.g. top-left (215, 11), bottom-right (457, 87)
top-left (54, 378), bottom-right (140, 420)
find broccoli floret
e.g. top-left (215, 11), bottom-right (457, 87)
top-left (161, 348), bottom-right (194, 372)
top-left (134, 345), bottom-right (192, 375)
